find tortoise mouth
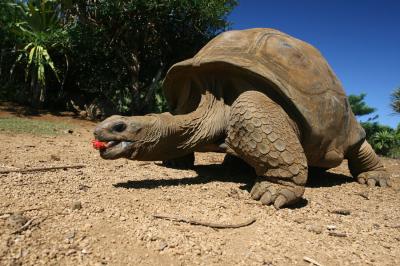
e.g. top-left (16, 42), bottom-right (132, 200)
top-left (97, 139), bottom-right (134, 159)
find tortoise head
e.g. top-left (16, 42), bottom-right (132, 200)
top-left (93, 115), bottom-right (159, 160)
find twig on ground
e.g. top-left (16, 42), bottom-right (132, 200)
top-left (137, 162), bottom-right (152, 166)
top-left (244, 201), bottom-right (263, 206)
top-left (0, 207), bottom-right (42, 216)
top-left (0, 164), bottom-right (85, 174)
top-left (12, 218), bottom-right (35, 234)
top-left (330, 209), bottom-right (351, 215)
top-left (153, 214), bottom-right (256, 229)
top-left (303, 256), bottom-right (324, 266)
top-left (355, 192), bottom-right (369, 200)
top-left (11, 214), bottom-right (50, 234)
top-left (328, 231), bottom-right (347, 237)
top-left (385, 224), bottom-right (400, 229)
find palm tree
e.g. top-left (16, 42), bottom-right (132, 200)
top-left (391, 87), bottom-right (400, 114)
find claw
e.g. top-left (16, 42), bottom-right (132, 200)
top-left (357, 170), bottom-right (391, 188)
top-left (367, 179), bottom-right (376, 187)
top-left (250, 182), bottom-right (268, 200)
top-left (260, 191), bottom-right (272, 205)
top-left (280, 188), bottom-right (297, 202)
top-left (379, 179), bottom-right (387, 188)
top-left (274, 195), bottom-right (287, 209)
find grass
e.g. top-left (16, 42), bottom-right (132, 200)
top-left (388, 146), bottom-right (400, 159)
top-left (0, 117), bottom-right (72, 136)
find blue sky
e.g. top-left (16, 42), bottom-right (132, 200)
top-left (228, 0), bottom-right (400, 128)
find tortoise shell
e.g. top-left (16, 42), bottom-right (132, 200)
top-left (163, 28), bottom-right (365, 168)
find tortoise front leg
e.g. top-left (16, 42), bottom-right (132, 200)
top-left (347, 141), bottom-right (391, 187)
top-left (226, 91), bottom-right (308, 209)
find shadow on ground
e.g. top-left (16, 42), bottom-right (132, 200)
top-left (113, 164), bottom-right (254, 190)
top-left (113, 163), bottom-right (355, 191)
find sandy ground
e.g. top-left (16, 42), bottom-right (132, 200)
top-left (0, 110), bottom-right (399, 266)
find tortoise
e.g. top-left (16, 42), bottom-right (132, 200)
top-left (94, 28), bottom-right (390, 209)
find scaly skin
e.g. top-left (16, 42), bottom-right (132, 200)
top-left (347, 141), bottom-right (391, 187)
top-left (226, 91), bottom-right (308, 209)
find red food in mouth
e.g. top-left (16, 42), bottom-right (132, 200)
top-left (92, 140), bottom-right (107, 150)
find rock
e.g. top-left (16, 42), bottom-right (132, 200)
top-left (327, 225), bottom-right (337, 231)
top-left (81, 249), bottom-right (91, 254)
top-left (71, 201), bottom-right (82, 210)
top-left (65, 230), bottom-right (75, 240)
top-left (158, 241), bottom-right (168, 251)
top-left (78, 184), bottom-right (90, 192)
top-left (294, 217), bottom-right (307, 224)
top-left (83, 223), bottom-right (92, 230)
top-left (50, 155), bottom-right (61, 161)
top-left (94, 207), bottom-right (104, 213)
top-left (306, 224), bottom-right (323, 234)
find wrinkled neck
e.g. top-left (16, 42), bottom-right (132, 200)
top-left (143, 92), bottom-right (228, 160)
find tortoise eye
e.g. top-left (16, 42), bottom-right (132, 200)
top-left (112, 122), bottom-right (127, 133)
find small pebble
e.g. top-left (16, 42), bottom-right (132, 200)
top-left (327, 225), bottom-right (337, 230)
top-left (71, 201), bottom-right (82, 210)
top-left (294, 217), bottom-right (307, 224)
top-left (65, 230), bottom-right (75, 240)
top-left (78, 184), bottom-right (90, 192)
top-left (306, 224), bottom-right (323, 234)
top-left (81, 249), bottom-right (91, 254)
top-left (158, 241), bottom-right (168, 251)
top-left (50, 154), bottom-right (61, 161)
top-left (83, 223), bottom-right (92, 230)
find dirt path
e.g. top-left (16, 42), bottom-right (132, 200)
top-left (0, 113), bottom-right (399, 266)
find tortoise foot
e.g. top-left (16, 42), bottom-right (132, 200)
top-left (357, 170), bottom-right (392, 187)
top-left (250, 180), bottom-right (305, 209)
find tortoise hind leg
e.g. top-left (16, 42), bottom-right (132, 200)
top-left (347, 141), bottom-right (391, 187)
top-left (226, 91), bottom-right (308, 209)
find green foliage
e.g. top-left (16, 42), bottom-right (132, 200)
top-left (348, 93), bottom-right (399, 157)
top-left (348, 93), bottom-right (377, 119)
top-left (3, 0), bottom-right (69, 106)
top-left (63, 0), bottom-right (237, 114)
top-left (371, 130), bottom-right (396, 155)
top-left (360, 121), bottom-right (393, 140)
top-left (0, 116), bottom-right (71, 135)
top-left (358, 122), bottom-right (400, 158)
top-left (1, 0), bottom-right (237, 114)
top-left (390, 87), bottom-right (400, 114)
